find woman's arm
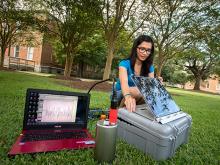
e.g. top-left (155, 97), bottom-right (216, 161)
top-left (119, 67), bottom-right (136, 112)
top-left (119, 67), bottom-right (130, 96)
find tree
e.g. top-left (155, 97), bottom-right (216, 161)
top-left (178, 42), bottom-right (220, 90)
top-left (104, 28), bottom-right (133, 78)
top-left (51, 27), bottom-right (132, 79)
top-left (50, 39), bottom-right (66, 67)
top-left (161, 60), bottom-right (192, 88)
top-left (0, 0), bottom-right (34, 67)
top-left (100, 0), bottom-right (152, 79)
top-left (75, 29), bottom-right (132, 78)
top-left (176, 1), bottom-right (220, 90)
top-left (141, 0), bottom-right (200, 76)
top-left (74, 32), bottom-right (107, 77)
top-left (212, 60), bottom-right (220, 76)
top-left (51, 30), bottom-right (107, 78)
top-left (39, 0), bottom-right (101, 77)
top-left (176, 31), bottom-right (220, 90)
top-left (170, 71), bottom-right (190, 89)
top-left (161, 62), bottom-right (177, 82)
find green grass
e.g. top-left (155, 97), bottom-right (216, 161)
top-left (0, 70), bottom-right (220, 164)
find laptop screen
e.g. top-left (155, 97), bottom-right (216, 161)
top-left (37, 94), bottom-right (78, 123)
top-left (23, 89), bottom-right (90, 130)
top-left (131, 75), bottom-right (180, 118)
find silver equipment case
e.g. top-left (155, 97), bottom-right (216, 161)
top-left (117, 75), bottom-right (192, 160)
top-left (117, 106), bottom-right (192, 160)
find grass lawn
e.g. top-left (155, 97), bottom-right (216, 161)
top-left (0, 70), bottom-right (220, 164)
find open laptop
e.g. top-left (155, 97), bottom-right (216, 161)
top-left (8, 88), bottom-right (95, 156)
top-left (131, 75), bottom-right (187, 124)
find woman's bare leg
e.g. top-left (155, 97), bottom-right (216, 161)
top-left (129, 87), bottom-right (142, 99)
top-left (119, 87), bottom-right (144, 109)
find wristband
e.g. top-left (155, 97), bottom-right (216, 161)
top-left (124, 93), bottom-right (131, 98)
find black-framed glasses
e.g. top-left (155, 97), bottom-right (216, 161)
top-left (138, 47), bottom-right (152, 54)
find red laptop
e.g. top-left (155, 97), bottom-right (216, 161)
top-left (8, 88), bottom-right (95, 156)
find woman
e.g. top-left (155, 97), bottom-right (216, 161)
top-left (115, 35), bottom-right (155, 112)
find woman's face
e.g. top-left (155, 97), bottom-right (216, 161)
top-left (136, 41), bottom-right (152, 61)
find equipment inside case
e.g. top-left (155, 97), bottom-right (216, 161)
top-left (131, 75), bottom-right (187, 124)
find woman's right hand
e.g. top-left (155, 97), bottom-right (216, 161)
top-left (124, 95), bottom-right (136, 112)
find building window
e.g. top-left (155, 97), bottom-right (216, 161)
top-left (14, 46), bottom-right (20, 57)
top-left (206, 82), bottom-right (210, 89)
top-left (27, 47), bottom-right (34, 60)
top-left (217, 81), bottom-right (220, 90)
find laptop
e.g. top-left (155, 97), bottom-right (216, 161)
top-left (8, 88), bottom-right (95, 156)
top-left (131, 75), bottom-right (187, 124)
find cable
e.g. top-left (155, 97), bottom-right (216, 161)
top-left (87, 78), bottom-right (111, 94)
top-left (111, 78), bottom-right (117, 108)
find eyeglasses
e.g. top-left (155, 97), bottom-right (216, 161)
top-left (138, 47), bottom-right (152, 54)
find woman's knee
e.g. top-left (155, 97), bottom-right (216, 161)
top-left (129, 87), bottom-right (142, 99)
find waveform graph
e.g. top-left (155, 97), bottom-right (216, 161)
top-left (38, 94), bottom-right (78, 122)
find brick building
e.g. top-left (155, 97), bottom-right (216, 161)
top-left (3, 31), bottom-right (104, 79)
top-left (184, 75), bottom-right (220, 94)
top-left (3, 30), bottom-right (63, 74)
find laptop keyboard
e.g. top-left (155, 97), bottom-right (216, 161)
top-left (21, 131), bottom-right (88, 142)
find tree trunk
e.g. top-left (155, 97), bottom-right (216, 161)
top-left (77, 62), bottom-right (84, 78)
top-left (0, 46), bottom-right (7, 67)
top-left (64, 54), bottom-right (73, 78)
top-left (156, 53), bottom-right (164, 77)
top-left (8, 44), bottom-right (11, 56)
top-left (103, 41), bottom-right (115, 80)
top-left (194, 76), bottom-right (201, 90)
top-left (156, 65), bottom-right (162, 77)
top-left (182, 84), bottom-right (185, 89)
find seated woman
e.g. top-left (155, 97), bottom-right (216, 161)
top-left (115, 35), bottom-right (155, 112)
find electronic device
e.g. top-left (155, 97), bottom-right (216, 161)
top-left (131, 75), bottom-right (187, 124)
top-left (8, 88), bottom-right (95, 156)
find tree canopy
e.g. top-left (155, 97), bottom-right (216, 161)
top-left (101, 0), bottom-right (152, 79)
top-left (0, 0), bottom-right (34, 67)
top-left (175, 1), bottom-right (220, 90)
top-left (37, 0), bottom-right (102, 77)
top-left (1, 0), bottom-right (219, 91)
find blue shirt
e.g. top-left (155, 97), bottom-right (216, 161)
top-left (115, 59), bottom-right (154, 91)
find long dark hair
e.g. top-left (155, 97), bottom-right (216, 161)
top-left (129, 35), bottom-right (154, 76)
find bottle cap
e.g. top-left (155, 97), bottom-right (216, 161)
top-left (100, 114), bottom-right (106, 120)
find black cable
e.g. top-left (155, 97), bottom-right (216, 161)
top-left (111, 78), bottom-right (118, 108)
top-left (87, 78), bottom-right (111, 94)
